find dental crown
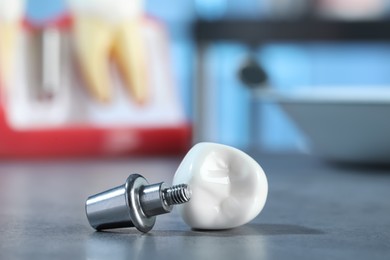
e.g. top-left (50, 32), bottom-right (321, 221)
top-left (173, 143), bottom-right (268, 230)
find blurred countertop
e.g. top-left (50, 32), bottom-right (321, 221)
top-left (0, 153), bottom-right (389, 260)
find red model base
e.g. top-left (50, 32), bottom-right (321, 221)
top-left (0, 107), bottom-right (191, 158)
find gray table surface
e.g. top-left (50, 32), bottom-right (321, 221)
top-left (0, 153), bottom-right (389, 260)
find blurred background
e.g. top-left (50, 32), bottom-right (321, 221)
top-left (3, 2), bottom-right (390, 259)
top-left (5, 0), bottom-right (390, 161)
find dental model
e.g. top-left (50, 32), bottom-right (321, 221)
top-left (0, 0), bottom-right (25, 88)
top-left (68, 0), bottom-right (148, 104)
top-left (173, 143), bottom-right (268, 230)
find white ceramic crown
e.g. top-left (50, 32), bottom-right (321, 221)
top-left (173, 142), bottom-right (268, 230)
top-left (0, 0), bottom-right (25, 22)
top-left (68, 0), bottom-right (144, 23)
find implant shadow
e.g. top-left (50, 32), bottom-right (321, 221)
top-left (93, 223), bottom-right (324, 237)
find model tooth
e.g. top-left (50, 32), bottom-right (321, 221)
top-left (0, 0), bottom-right (24, 88)
top-left (0, 22), bottom-right (19, 87)
top-left (112, 20), bottom-right (148, 105)
top-left (72, 16), bottom-right (114, 103)
top-left (68, 0), bottom-right (147, 103)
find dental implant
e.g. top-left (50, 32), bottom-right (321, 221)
top-left (85, 174), bottom-right (191, 233)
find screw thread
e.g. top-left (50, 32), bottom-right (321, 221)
top-left (163, 184), bottom-right (191, 206)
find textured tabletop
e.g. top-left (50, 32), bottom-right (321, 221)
top-left (0, 154), bottom-right (389, 260)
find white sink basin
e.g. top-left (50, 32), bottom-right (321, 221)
top-left (261, 86), bottom-right (390, 164)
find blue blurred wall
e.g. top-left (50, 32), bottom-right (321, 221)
top-left (27, 0), bottom-right (67, 21)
